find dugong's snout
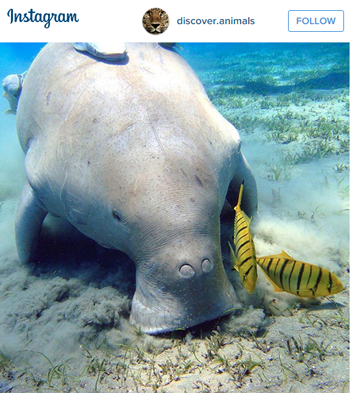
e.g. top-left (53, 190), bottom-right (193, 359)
top-left (130, 239), bottom-right (240, 334)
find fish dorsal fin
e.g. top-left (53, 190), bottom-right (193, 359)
top-left (257, 253), bottom-right (282, 259)
top-left (258, 251), bottom-right (292, 260)
top-left (281, 250), bottom-right (293, 259)
top-left (257, 263), bottom-right (283, 292)
top-left (228, 242), bottom-right (239, 271)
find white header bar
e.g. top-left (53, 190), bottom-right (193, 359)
top-left (0, 0), bottom-right (348, 42)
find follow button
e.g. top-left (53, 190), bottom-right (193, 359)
top-left (288, 10), bottom-right (344, 32)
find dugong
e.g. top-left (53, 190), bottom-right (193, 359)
top-left (15, 43), bottom-right (258, 334)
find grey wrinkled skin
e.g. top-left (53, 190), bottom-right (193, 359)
top-left (15, 43), bottom-right (258, 334)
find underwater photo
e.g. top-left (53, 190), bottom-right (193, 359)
top-left (0, 42), bottom-right (348, 392)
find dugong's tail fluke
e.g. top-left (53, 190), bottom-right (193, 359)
top-left (15, 182), bottom-right (48, 263)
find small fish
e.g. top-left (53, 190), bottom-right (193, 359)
top-left (257, 250), bottom-right (343, 297)
top-left (229, 181), bottom-right (257, 293)
top-left (2, 72), bottom-right (26, 115)
top-left (73, 42), bottom-right (126, 61)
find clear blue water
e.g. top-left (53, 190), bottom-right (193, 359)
top-left (0, 43), bottom-right (45, 72)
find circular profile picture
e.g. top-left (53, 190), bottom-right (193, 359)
top-left (142, 8), bottom-right (169, 35)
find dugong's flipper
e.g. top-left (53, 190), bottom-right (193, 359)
top-left (15, 182), bottom-right (48, 263)
top-left (227, 153), bottom-right (258, 216)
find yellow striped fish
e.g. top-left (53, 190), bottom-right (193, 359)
top-left (228, 181), bottom-right (257, 294)
top-left (257, 250), bottom-right (343, 298)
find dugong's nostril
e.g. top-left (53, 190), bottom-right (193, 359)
top-left (201, 258), bottom-right (213, 273)
top-left (179, 263), bottom-right (195, 279)
top-left (179, 259), bottom-right (213, 278)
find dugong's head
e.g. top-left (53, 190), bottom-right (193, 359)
top-left (81, 131), bottom-right (240, 334)
top-left (131, 232), bottom-right (238, 334)
top-left (125, 178), bottom-right (238, 334)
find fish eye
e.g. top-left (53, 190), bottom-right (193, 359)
top-left (112, 208), bottom-right (122, 221)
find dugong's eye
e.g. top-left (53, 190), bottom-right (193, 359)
top-left (112, 208), bottom-right (122, 221)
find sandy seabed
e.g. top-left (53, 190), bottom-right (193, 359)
top-left (0, 43), bottom-right (349, 392)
